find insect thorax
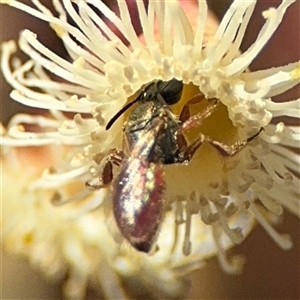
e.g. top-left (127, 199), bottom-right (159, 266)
top-left (124, 101), bottom-right (180, 164)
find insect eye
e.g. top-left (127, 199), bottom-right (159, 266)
top-left (141, 91), bottom-right (154, 101)
top-left (157, 79), bottom-right (183, 105)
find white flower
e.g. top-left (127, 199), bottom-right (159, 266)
top-left (1, 0), bottom-right (299, 298)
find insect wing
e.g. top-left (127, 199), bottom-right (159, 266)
top-left (113, 158), bottom-right (165, 252)
top-left (113, 117), bottom-right (167, 252)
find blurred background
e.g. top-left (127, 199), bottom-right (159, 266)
top-left (1, 0), bottom-right (299, 299)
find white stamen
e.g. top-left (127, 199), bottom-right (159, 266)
top-left (250, 203), bottom-right (293, 250)
top-left (225, 0), bottom-right (296, 76)
top-left (212, 224), bottom-right (244, 274)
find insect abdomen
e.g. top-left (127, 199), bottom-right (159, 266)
top-left (113, 158), bottom-right (165, 252)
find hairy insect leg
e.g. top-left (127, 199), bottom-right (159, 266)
top-left (204, 128), bottom-right (263, 157)
top-left (179, 96), bottom-right (219, 133)
top-left (181, 128), bottom-right (263, 161)
top-left (86, 148), bottom-right (124, 190)
top-left (180, 93), bottom-right (206, 122)
top-left (176, 96), bottom-right (219, 156)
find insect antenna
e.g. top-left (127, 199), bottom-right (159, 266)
top-left (106, 98), bottom-right (139, 130)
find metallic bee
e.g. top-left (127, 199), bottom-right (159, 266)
top-left (88, 79), bottom-right (262, 253)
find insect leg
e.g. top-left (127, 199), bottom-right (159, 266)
top-left (176, 97), bottom-right (219, 157)
top-left (179, 93), bottom-right (206, 122)
top-left (181, 129), bottom-right (263, 161)
top-left (86, 148), bottom-right (124, 190)
top-left (201, 129), bottom-right (263, 157)
top-left (179, 97), bottom-right (219, 133)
